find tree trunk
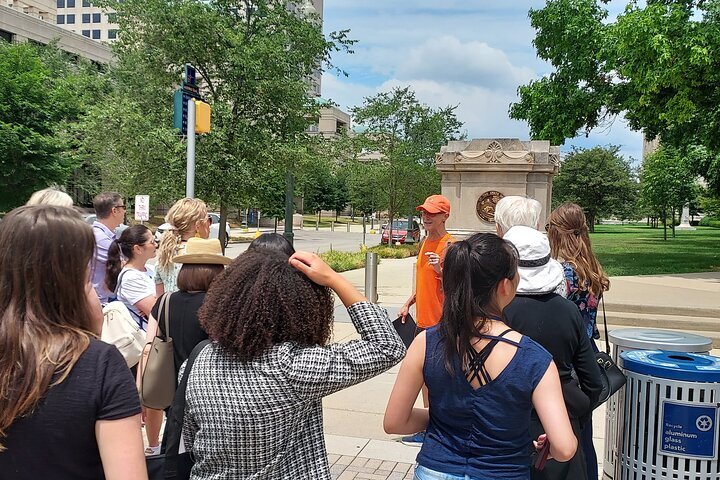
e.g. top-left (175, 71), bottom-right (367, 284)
top-left (671, 206), bottom-right (676, 238)
top-left (588, 213), bottom-right (596, 233)
top-left (219, 202), bottom-right (228, 254)
top-left (662, 208), bottom-right (667, 241)
top-left (274, 217), bottom-right (278, 233)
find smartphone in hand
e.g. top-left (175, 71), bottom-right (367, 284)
top-left (534, 438), bottom-right (551, 471)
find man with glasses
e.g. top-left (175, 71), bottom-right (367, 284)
top-left (91, 192), bottom-right (126, 304)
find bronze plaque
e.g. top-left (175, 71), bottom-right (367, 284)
top-left (476, 191), bottom-right (504, 223)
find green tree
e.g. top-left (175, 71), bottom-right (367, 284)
top-left (351, 87), bottom-right (463, 240)
top-left (552, 146), bottom-right (637, 231)
top-left (510, 0), bottom-right (720, 194)
top-left (640, 146), bottom-right (696, 239)
top-left (0, 42), bottom-right (105, 210)
top-left (87, 0), bottom-right (353, 241)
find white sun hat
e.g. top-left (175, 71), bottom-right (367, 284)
top-left (504, 225), bottom-right (566, 295)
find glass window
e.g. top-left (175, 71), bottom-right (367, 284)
top-left (66, 14), bottom-right (75, 24)
top-left (57, 15), bottom-right (65, 24)
top-left (0, 29), bottom-right (13, 43)
top-left (106, 12), bottom-right (117, 23)
top-left (108, 29), bottom-right (117, 40)
top-left (81, 30), bottom-right (90, 37)
top-left (57, 0), bottom-right (65, 7)
top-left (82, 0), bottom-right (90, 6)
top-left (82, 13), bottom-right (90, 23)
top-left (92, 29), bottom-right (100, 39)
top-left (92, 13), bottom-right (101, 22)
top-left (66, 0), bottom-right (75, 6)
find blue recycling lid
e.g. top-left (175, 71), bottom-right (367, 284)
top-left (620, 350), bottom-right (720, 382)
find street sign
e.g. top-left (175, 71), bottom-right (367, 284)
top-left (134, 195), bottom-right (150, 222)
top-left (173, 87), bottom-right (202, 135)
top-left (183, 64), bottom-right (196, 87)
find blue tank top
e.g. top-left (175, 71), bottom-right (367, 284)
top-left (417, 326), bottom-right (552, 480)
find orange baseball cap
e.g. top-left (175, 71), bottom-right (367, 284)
top-left (416, 194), bottom-right (451, 214)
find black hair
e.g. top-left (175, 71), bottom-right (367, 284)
top-left (248, 233), bottom-right (296, 257)
top-left (105, 224), bottom-right (151, 292)
top-left (439, 233), bottom-right (518, 374)
top-left (199, 249), bottom-right (333, 361)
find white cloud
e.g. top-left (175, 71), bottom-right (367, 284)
top-left (321, 0), bottom-right (644, 159)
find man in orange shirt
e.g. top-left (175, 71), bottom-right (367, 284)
top-left (397, 194), bottom-right (454, 446)
top-left (399, 194), bottom-right (454, 329)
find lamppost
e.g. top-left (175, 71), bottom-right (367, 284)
top-left (283, 170), bottom-right (294, 245)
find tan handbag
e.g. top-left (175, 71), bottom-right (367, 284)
top-left (141, 293), bottom-right (176, 410)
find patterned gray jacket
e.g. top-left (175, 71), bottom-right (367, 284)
top-left (182, 301), bottom-right (406, 479)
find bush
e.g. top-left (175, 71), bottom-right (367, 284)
top-left (369, 244), bottom-right (420, 259)
top-left (699, 216), bottom-right (720, 228)
top-left (319, 250), bottom-right (367, 273)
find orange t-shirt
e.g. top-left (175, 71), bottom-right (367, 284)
top-left (415, 233), bottom-right (454, 328)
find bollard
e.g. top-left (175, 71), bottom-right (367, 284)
top-left (364, 252), bottom-right (378, 303)
top-left (331, 221), bottom-right (335, 232)
top-left (347, 222), bottom-right (350, 232)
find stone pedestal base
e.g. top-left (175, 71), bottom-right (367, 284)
top-left (435, 139), bottom-right (560, 236)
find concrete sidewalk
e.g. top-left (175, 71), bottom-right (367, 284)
top-left (324, 258), bottom-right (720, 479)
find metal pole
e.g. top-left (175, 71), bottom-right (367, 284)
top-left (186, 99), bottom-right (196, 198)
top-left (362, 215), bottom-right (366, 246)
top-left (364, 252), bottom-right (378, 303)
top-left (283, 171), bottom-right (294, 246)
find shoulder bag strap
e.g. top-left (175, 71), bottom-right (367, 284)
top-left (601, 295), bottom-right (610, 355)
top-left (157, 292), bottom-right (172, 341)
top-left (161, 339), bottom-right (211, 474)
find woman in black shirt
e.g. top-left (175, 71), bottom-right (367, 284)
top-left (0, 206), bottom-right (145, 480)
top-left (139, 238), bottom-right (231, 454)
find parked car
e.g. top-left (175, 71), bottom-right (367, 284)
top-left (380, 219), bottom-right (421, 245)
top-left (83, 214), bottom-right (129, 237)
top-left (155, 213), bottom-right (231, 247)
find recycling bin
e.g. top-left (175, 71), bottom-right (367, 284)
top-left (603, 329), bottom-right (712, 480)
top-left (615, 350), bottom-right (720, 479)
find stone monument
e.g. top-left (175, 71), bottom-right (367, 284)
top-left (435, 138), bottom-right (560, 236)
top-left (676, 205), bottom-right (696, 230)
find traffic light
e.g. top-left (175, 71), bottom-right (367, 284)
top-left (195, 100), bottom-right (211, 134)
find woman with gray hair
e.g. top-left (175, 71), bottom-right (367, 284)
top-left (494, 195), bottom-right (542, 237)
top-left (25, 187), bottom-right (74, 208)
top-left (503, 225), bottom-right (602, 480)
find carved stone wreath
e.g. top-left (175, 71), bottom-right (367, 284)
top-left (476, 191), bottom-right (505, 223)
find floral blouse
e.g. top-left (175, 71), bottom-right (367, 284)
top-left (562, 262), bottom-right (600, 340)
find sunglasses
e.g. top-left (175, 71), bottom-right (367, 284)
top-left (113, 204), bottom-right (126, 210)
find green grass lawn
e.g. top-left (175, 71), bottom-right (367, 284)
top-left (590, 224), bottom-right (720, 276)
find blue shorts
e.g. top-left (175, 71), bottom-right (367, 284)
top-left (414, 465), bottom-right (471, 480)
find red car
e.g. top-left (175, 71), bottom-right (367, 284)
top-left (381, 220), bottom-right (421, 245)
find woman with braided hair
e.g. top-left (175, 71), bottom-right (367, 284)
top-left (155, 198), bottom-right (210, 295)
top-left (546, 203), bottom-right (610, 480)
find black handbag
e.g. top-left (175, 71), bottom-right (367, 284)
top-left (593, 297), bottom-right (627, 409)
top-left (146, 340), bottom-right (210, 479)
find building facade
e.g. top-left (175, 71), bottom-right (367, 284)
top-left (0, 3), bottom-right (112, 63)
top-left (55, 0), bottom-right (118, 42)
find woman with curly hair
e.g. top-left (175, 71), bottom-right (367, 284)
top-left (182, 249), bottom-right (406, 479)
top-left (155, 198), bottom-right (210, 295)
top-left (0, 206), bottom-right (145, 479)
top-left (546, 202), bottom-right (610, 480)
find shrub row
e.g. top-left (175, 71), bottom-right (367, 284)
top-left (320, 243), bottom-right (421, 273)
top-left (699, 217), bottom-right (720, 228)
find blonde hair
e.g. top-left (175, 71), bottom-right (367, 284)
top-left (26, 187), bottom-right (73, 208)
top-left (547, 203), bottom-right (609, 297)
top-left (157, 198), bottom-right (208, 273)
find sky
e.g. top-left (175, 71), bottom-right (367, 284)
top-left (320, 0), bottom-right (644, 164)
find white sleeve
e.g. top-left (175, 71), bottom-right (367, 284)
top-left (118, 269), bottom-right (155, 306)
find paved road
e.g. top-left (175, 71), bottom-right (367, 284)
top-left (225, 229), bottom-right (384, 258)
